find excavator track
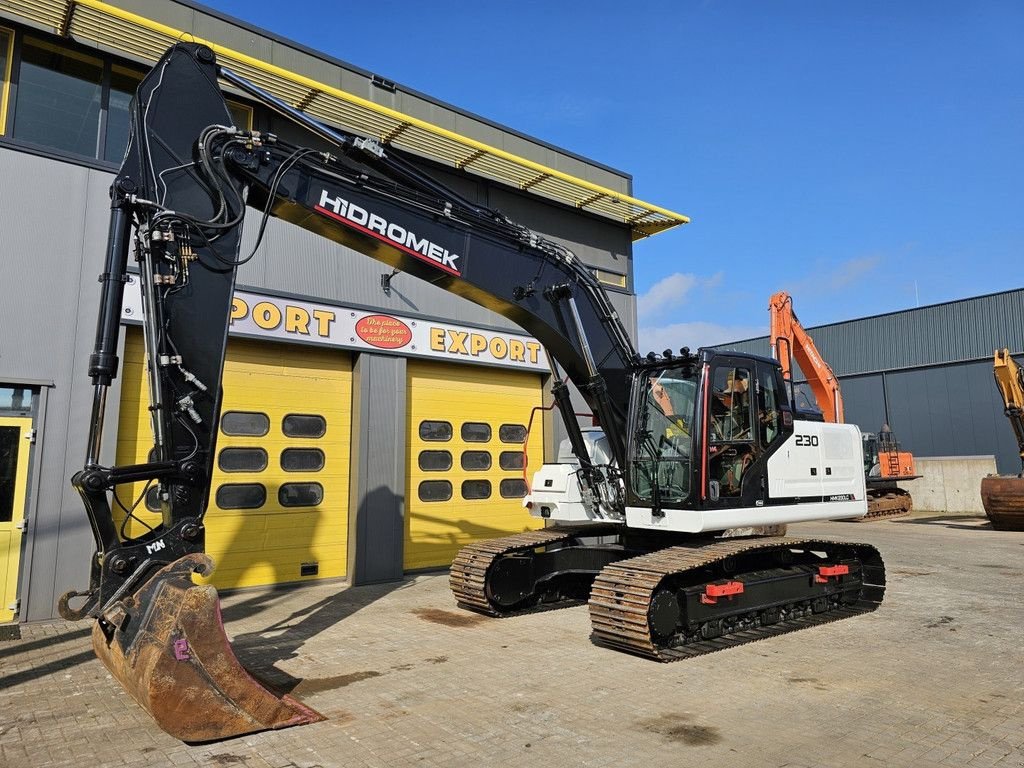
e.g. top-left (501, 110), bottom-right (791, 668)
top-left (450, 525), bottom-right (621, 616)
top-left (839, 489), bottom-right (913, 522)
top-left (588, 537), bottom-right (884, 661)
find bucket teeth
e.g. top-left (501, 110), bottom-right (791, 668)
top-left (91, 553), bottom-right (324, 742)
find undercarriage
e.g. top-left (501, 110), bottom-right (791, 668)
top-left (451, 527), bottom-right (885, 659)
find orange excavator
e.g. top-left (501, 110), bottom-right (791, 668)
top-left (979, 349), bottom-right (1024, 530)
top-left (768, 291), bottom-right (916, 520)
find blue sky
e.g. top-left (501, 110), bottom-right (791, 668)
top-left (202, 0), bottom-right (1023, 351)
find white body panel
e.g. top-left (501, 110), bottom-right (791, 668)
top-left (527, 463), bottom-right (623, 523)
top-left (528, 422), bottom-right (867, 532)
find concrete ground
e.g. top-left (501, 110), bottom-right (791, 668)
top-left (1, 515), bottom-right (1022, 768)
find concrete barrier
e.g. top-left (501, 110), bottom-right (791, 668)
top-left (901, 456), bottom-right (998, 514)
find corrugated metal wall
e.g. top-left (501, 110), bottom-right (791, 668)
top-left (716, 291), bottom-right (1024, 475)
top-left (719, 289), bottom-right (1024, 376)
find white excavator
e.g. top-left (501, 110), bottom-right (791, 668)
top-left (59, 43), bottom-right (885, 742)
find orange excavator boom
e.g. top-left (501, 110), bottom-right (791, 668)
top-left (768, 291), bottom-right (844, 423)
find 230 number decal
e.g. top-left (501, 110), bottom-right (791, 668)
top-left (794, 434), bottom-right (819, 447)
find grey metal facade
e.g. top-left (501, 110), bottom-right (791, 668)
top-left (717, 289), bottom-right (1024, 475)
top-left (0, 5), bottom-right (650, 621)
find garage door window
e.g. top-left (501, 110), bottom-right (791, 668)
top-left (499, 424), bottom-right (527, 443)
top-left (461, 451), bottom-right (491, 471)
top-left (461, 422), bottom-right (491, 442)
top-left (419, 480), bottom-right (452, 502)
top-left (419, 420), bottom-right (453, 442)
top-left (499, 451), bottom-right (525, 471)
top-left (418, 450), bottom-right (452, 471)
top-left (222, 411), bottom-right (270, 436)
top-left (283, 414), bottom-right (327, 438)
top-left (500, 478), bottom-right (528, 499)
top-left (461, 479), bottom-right (491, 500)
top-left (279, 482), bottom-right (324, 507)
top-left (281, 448), bottom-right (325, 472)
top-left (218, 447), bottom-right (268, 473)
top-left (216, 483), bottom-right (266, 510)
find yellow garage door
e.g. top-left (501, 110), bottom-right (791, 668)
top-left (405, 360), bottom-right (544, 571)
top-left (116, 330), bottom-right (351, 589)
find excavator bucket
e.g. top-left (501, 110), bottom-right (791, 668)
top-left (980, 475), bottom-right (1024, 531)
top-left (91, 554), bottom-right (324, 742)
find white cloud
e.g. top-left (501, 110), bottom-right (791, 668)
top-left (638, 321), bottom-right (765, 355)
top-left (636, 272), bottom-right (697, 321)
top-left (788, 254), bottom-right (881, 295)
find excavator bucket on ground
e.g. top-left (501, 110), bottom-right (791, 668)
top-left (980, 476), bottom-right (1024, 531)
top-left (90, 554), bottom-right (323, 743)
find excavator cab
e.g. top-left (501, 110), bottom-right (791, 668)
top-left (629, 352), bottom-right (794, 509)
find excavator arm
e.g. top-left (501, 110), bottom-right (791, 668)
top-left (980, 349), bottom-right (1024, 530)
top-left (59, 43), bottom-right (640, 741)
top-left (992, 348), bottom-right (1024, 470)
top-left (768, 290), bottom-right (844, 423)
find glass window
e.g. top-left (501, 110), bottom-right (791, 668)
top-left (710, 367), bottom-right (752, 443)
top-left (0, 29), bottom-right (13, 136)
top-left (593, 269), bottom-right (627, 289)
top-left (144, 486), bottom-right (161, 513)
top-left (103, 63), bottom-right (142, 162)
top-left (221, 411), bottom-right (270, 436)
top-left (0, 426), bottom-right (21, 522)
top-left (283, 414), bottom-right (326, 438)
top-left (215, 483), bottom-right (266, 510)
top-left (461, 479), bottom-right (491, 500)
top-left (418, 480), bottom-right (452, 502)
top-left (281, 448), bottom-right (325, 472)
top-left (757, 364), bottom-right (782, 447)
top-left (461, 422), bottom-right (491, 442)
top-left (218, 447), bottom-right (268, 473)
top-left (227, 100), bottom-right (253, 130)
top-left (0, 386), bottom-right (32, 415)
top-left (499, 451), bottom-right (525, 471)
top-left (461, 451), bottom-right (491, 471)
top-left (499, 478), bottom-right (528, 499)
top-left (419, 421), bottom-right (452, 442)
top-left (13, 37), bottom-right (103, 157)
top-left (418, 450), bottom-right (452, 471)
top-left (499, 424), bottom-right (527, 444)
top-left (630, 363), bottom-right (698, 504)
top-left (279, 482), bottom-right (323, 507)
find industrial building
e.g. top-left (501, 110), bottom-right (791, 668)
top-left (0, 0), bottom-right (687, 623)
top-left (718, 288), bottom-right (1024, 476)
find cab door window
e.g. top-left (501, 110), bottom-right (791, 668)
top-left (756, 363), bottom-right (783, 448)
top-left (708, 366), bottom-right (754, 498)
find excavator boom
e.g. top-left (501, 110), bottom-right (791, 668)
top-left (61, 42), bottom-right (640, 742)
top-left (980, 348), bottom-right (1024, 530)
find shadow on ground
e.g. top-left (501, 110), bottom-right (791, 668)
top-left (224, 579), bottom-right (413, 691)
top-left (894, 515), bottom-right (995, 531)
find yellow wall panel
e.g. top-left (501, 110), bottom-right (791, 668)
top-left (115, 330), bottom-right (351, 590)
top-left (405, 360), bottom-right (545, 570)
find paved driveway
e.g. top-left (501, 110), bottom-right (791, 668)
top-left (1, 516), bottom-right (1022, 768)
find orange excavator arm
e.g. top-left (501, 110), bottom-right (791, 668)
top-left (768, 291), bottom-right (844, 423)
top-left (993, 348), bottom-right (1024, 470)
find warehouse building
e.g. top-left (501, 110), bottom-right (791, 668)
top-left (717, 288), bottom-right (1024, 476)
top-left (0, 0), bottom-right (686, 623)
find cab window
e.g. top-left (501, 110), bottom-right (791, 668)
top-left (708, 366), bottom-right (754, 498)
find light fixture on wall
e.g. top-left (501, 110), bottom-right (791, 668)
top-left (381, 268), bottom-right (401, 296)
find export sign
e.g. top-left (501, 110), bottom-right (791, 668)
top-left (120, 278), bottom-right (546, 371)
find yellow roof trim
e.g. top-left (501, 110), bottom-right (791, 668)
top-left (4, 0), bottom-right (690, 239)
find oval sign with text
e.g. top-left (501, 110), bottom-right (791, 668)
top-left (355, 314), bottom-right (413, 349)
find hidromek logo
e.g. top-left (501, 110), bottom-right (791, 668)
top-left (316, 190), bottom-right (461, 274)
